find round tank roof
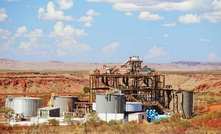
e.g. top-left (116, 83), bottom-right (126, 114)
top-left (8, 97), bottom-right (42, 100)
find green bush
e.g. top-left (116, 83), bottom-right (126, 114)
top-left (83, 87), bottom-right (90, 93)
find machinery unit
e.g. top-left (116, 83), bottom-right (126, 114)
top-left (5, 97), bottom-right (42, 118)
top-left (96, 94), bottom-right (125, 113)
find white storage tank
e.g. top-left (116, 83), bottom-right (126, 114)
top-left (126, 102), bottom-right (142, 112)
top-left (5, 97), bottom-right (42, 118)
top-left (53, 96), bottom-right (77, 114)
top-left (96, 94), bottom-right (125, 113)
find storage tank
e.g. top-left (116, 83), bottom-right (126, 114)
top-left (126, 102), bottom-right (142, 112)
top-left (53, 96), bottom-right (77, 114)
top-left (5, 97), bottom-right (42, 118)
top-left (182, 90), bottom-right (194, 119)
top-left (96, 94), bottom-right (125, 113)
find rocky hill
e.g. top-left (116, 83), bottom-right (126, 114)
top-left (1, 58), bottom-right (221, 71)
top-left (0, 58), bottom-right (221, 95)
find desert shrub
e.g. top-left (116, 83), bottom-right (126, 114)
top-left (83, 87), bottom-right (90, 93)
top-left (170, 113), bottom-right (181, 122)
top-left (48, 119), bottom-right (59, 126)
top-left (85, 112), bottom-right (104, 128)
top-left (0, 106), bottom-right (14, 120)
top-left (108, 120), bottom-right (117, 126)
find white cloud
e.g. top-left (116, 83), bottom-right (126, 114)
top-left (207, 52), bottom-right (217, 62)
top-left (24, 29), bottom-right (44, 42)
top-left (19, 41), bottom-right (32, 52)
top-left (138, 11), bottom-right (163, 21)
top-left (78, 16), bottom-right (94, 27)
top-left (162, 22), bottom-right (176, 27)
top-left (87, 0), bottom-right (221, 24)
top-left (163, 34), bottom-right (168, 38)
top-left (56, 0), bottom-right (74, 9)
top-left (201, 11), bottom-right (221, 23)
top-left (57, 38), bottom-right (91, 57)
top-left (199, 38), bottom-right (211, 42)
top-left (87, 9), bottom-right (99, 16)
top-left (102, 42), bottom-right (119, 54)
top-left (15, 26), bottom-right (28, 37)
top-left (111, 1), bottom-right (212, 12)
top-left (38, 1), bottom-right (73, 21)
top-left (19, 29), bottom-right (44, 52)
top-left (125, 12), bottom-right (133, 16)
top-left (78, 9), bottom-right (99, 27)
top-left (178, 14), bottom-right (201, 24)
top-left (0, 28), bottom-right (10, 39)
top-left (144, 46), bottom-right (166, 59)
top-left (3, 39), bottom-right (14, 49)
top-left (113, 3), bottom-right (139, 12)
top-left (0, 8), bottom-right (8, 22)
top-left (49, 21), bottom-right (86, 38)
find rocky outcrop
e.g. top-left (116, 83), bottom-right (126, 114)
top-left (0, 72), bottom-right (89, 94)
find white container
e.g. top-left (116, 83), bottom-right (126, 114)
top-left (126, 102), bottom-right (142, 112)
top-left (6, 97), bottom-right (42, 118)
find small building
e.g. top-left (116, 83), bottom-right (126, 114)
top-left (97, 113), bottom-right (124, 122)
top-left (128, 112), bottom-right (146, 123)
top-left (38, 107), bottom-right (60, 118)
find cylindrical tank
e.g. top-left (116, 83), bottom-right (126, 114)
top-left (96, 94), bottom-right (125, 113)
top-left (182, 90), bottom-right (194, 119)
top-left (126, 102), bottom-right (142, 112)
top-left (53, 96), bottom-right (77, 114)
top-left (5, 97), bottom-right (42, 118)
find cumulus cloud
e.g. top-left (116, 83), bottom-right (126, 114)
top-left (3, 39), bottom-right (14, 49)
top-left (15, 26), bottom-right (28, 37)
top-left (125, 12), bottom-right (133, 16)
top-left (144, 46), bottom-right (166, 59)
top-left (78, 9), bottom-right (99, 27)
top-left (0, 28), bottom-right (10, 39)
top-left (87, 9), bottom-right (99, 16)
top-left (49, 21), bottom-right (86, 38)
top-left (38, 1), bottom-right (73, 21)
top-left (57, 38), bottom-right (91, 57)
top-left (178, 14), bottom-right (201, 24)
top-left (0, 8), bottom-right (8, 22)
top-left (56, 0), bottom-right (74, 9)
top-left (163, 34), bottom-right (168, 38)
top-left (138, 11), bottom-right (163, 21)
top-left (207, 52), bottom-right (217, 62)
top-left (201, 11), bottom-right (221, 23)
top-left (199, 38), bottom-right (211, 42)
top-left (102, 42), bottom-right (119, 54)
top-left (162, 22), bottom-right (176, 27)
top-left (87, 0), bottom-right (221, 24)
top-left (19, 29), bottom-right (44, 52)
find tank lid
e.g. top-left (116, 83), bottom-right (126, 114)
top-left (8, 97), bottom-right (42, 100)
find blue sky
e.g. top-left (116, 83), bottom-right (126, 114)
top-left (0, 0), bottom-right (221, 63)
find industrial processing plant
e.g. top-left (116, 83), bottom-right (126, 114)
top-left (1, 56), bottom-right (194, 127)
top-left (89, 56), bottom-right (194, 122)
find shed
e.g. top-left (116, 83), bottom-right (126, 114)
top-left (38, 107), bottom-right (60, 118)
top-left (128, 112), bottom-right (146, 123)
